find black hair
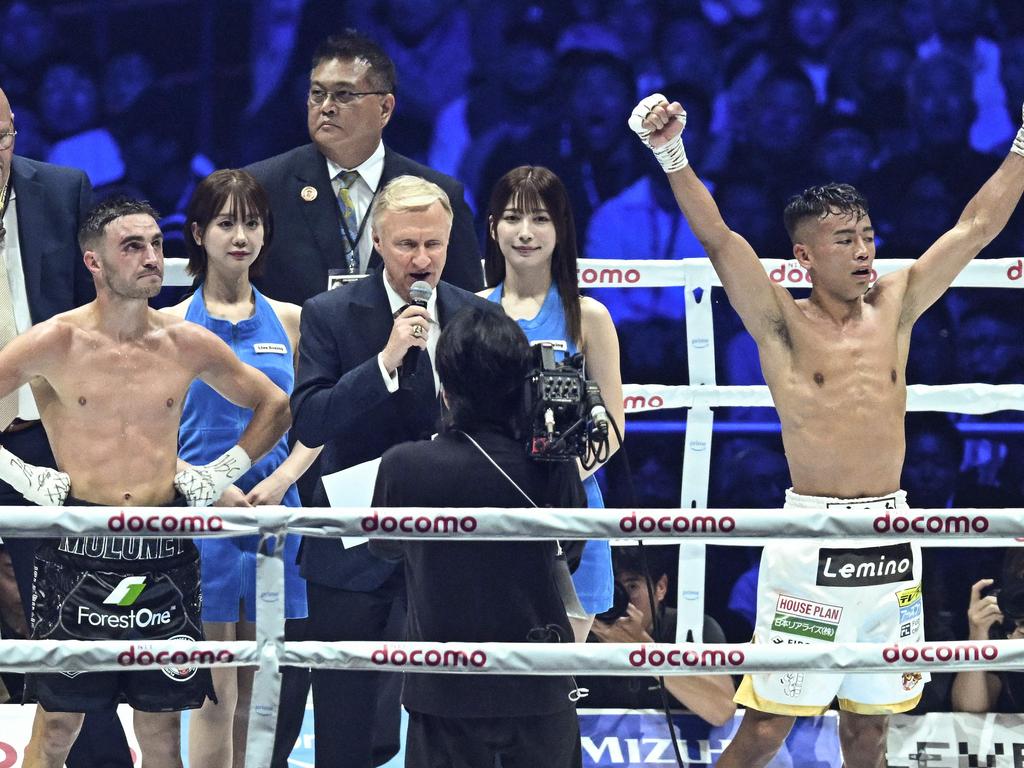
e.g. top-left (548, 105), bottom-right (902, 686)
top-left (437, 307), bottom-right (531, 434)
top-left (782, 182), bottom-right (869, 243)
top-left (612, 545), bottom-right (675, 584)
top-left (185, 169), bottom-right (273, 280)
top-left (312, 29), bottom-right (396, 94)
top-left (484, 166), bottom-right (582, 347)
top-left (78, 197), bottom-right (160, 251)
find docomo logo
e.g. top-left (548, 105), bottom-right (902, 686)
top-left (117, 644), bottom-right (234, 667)
top-left (629, 644), bottom-right (745, 668)
top-left (620, 510), bottom-right (735, 534)
top-left (371, 644), bottom-right (487, 668)
top-left (768, 262), bottom-right (878, 285)
top-left (623, 394), bottom-right (665, 411)
top-left (874, 511), bottom-right (989, 534)
top-left (883, 643), bottom-right (998, 664)
top-left (1007, 259), bottom-right (1024, 280)
top-left (577, 266), bottom-right (642, 286)
top-left (361, 511), bottom-right (477, 534)
top-left (108, 510), bottom-right (224, 533)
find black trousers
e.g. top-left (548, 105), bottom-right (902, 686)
top-left (0, 422), bottom-right (132, 768)
top-left (271, 576), bottom-right (407, 767)
top-left (405, 708), bottom-right (582, 768)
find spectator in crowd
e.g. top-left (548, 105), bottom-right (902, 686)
top-left (428, 18), bottom-right (558, 210)
top-left (479, 51), bottom-right (644, 238)
top-left (582, 546), bottom-right (737, 725)
top-left (585, 86), bottom-right (711, 324)
top-left (918, 0), bottom-right (1014, 153)
top-left (483, 165), bottom-right (624, 640)
top-left (369, 307), bottom-right (586, 768)
top-left (246, 29), bottom-right (482, 308)
top-left (776, 0), bottom-right (845, 104)
top-left (0, 1), bottom-right (57, 105)
top-left (350, 0), bottom-right (473, 161)
top-left (951, 573), bottom-right (1024, 712)
top-left (282, 176), bottom-right (495, 767)
top-left (0, 84), bottom-right (133, 768)
top-left (955, 299), bottom-right (1024, 385)
top-left (163, 169), bottom-right (317, 768)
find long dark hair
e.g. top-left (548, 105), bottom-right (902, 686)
top-left (484, 166), bottom-right (582, 348)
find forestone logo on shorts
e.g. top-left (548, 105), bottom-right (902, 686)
top-left (76, 577), bottom-right (172, 631)
top-left (816, 543), bottom-right (914, 587)
top-left (771, 595), bottom-right (841, 641)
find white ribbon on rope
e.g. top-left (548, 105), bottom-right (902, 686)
top-left (1, 637), bottom-right (1021, 675)
top-left (621, 382), bottom-right (1024, 413)
top-left (0, 504), bottom-right (1019, 541)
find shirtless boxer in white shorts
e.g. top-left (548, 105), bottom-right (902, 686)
top-left (629, 94), bottom-right (1024, 768)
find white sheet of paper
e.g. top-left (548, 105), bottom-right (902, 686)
top-left (321, 456), bottom-right (381, 549)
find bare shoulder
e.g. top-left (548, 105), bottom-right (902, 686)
top-left (160, 296), bottom-right (191, 319)
top-left (265, 296), bottom-right (302, 331)
top-left (157, 310), bottom-right (225, 355)
top-left (580, 295), bottom-right (614, 326)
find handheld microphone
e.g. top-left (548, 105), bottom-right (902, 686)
top-left (401, 280), bottom-right (433, 374)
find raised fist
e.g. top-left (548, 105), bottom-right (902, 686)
top-left (628, 94), bottom-right (687, 150)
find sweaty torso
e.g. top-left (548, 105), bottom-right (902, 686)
top-left (31, 307), bottom-right (199, 506)
top-left (759, 284), bottom-right (910, 498)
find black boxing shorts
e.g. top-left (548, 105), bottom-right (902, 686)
top-left (24, 494), bottom-right (215, 712)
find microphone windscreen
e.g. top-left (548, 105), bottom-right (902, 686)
top-left (409, 280), bottom-right (433, 307)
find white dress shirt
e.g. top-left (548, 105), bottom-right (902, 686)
top-left (326, 141), bottom-right (386, 273)
top-left (377, 270), bottom-right (439, 394)
top-left (1, 188), bottom-right (40, 420)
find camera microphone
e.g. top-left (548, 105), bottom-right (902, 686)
top-left (585, 381), bottom-right (610, 437)
top-left (401, 280), bottom-right (433, 374)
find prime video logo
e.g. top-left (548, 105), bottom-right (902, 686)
top-left (103, 576), bottom-right (147, 607)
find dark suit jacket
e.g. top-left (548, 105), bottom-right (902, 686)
top-left (368, 429), bottom-right (583, 718)
top-left (9, 155), bottom-right (95, 319)
top-left (246, 143), bottom-right (483, 305)
top-left (291, 274), bottom-right (496, 590)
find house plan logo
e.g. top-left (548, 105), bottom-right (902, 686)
top-left (103, 576), bottom-right (147, 607)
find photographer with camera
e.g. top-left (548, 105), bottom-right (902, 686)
top-left (369, 307), bottom-right (586, 767)
top-left (581, 546), bottom-right (737, 726)
top-left (482, 165), bottom-right (624, 642)
top-left (951, 576), bottom-right (1024, 712)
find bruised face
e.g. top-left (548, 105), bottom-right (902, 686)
top-left (795, 211), bottom-right (875, 299)
top-left (90, 214), bottom-right (164, 300)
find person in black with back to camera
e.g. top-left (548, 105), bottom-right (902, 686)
top-left (369, 307), bottom-right (586, 768)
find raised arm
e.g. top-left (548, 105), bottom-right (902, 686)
top-left (902, 106), bottom-right (1024, 325)
top-left (629, 94), bottom-right (789, 345)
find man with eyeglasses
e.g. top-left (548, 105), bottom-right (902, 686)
top-left (0, 86), bottom-right (135, 768)
top-left (246, 29), bottom-right (483, 306)
top-left (247, 30), bottom-right (483, 768)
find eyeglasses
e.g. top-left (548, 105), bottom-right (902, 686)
top-left (0, 130), bottom-right (15, 151)
top-left (308, 87), bottom-right (389, 106)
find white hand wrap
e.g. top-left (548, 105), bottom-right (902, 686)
top-left (0, 446), bottom-right (70, 506)
top-left (628, 93), bottom-right (689, 173)
top-left (174, 445), bottom-right (251, 507)
top-left (1012, 105), bottom-right (1024, 158)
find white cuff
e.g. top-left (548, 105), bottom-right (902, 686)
top-left (378, 353), bottom-right (400, 394)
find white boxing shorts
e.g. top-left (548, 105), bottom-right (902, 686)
top-left (735, 489), bottom-right (928, 715)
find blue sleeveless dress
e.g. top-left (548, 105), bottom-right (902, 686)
top-left (487, 283), bottom-right (614, 613)
top-left (179, 286), bottom-right (307, 622)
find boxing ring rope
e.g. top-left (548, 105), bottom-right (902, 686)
top-left (1, 256), bottom-right (1016, 761)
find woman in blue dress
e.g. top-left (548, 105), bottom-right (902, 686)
top-left (482, 165), bottom-right (625, 640)
top-left (164, 169), bottom-right (318, 768)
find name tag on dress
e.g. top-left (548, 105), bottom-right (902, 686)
top-left (253, 343), bottom-right (288, 354)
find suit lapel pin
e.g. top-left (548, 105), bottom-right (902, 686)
top-left (300, 185), bottom-right (318, 202)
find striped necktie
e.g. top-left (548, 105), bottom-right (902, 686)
top-left (337, 170), bottom-right (361, 273)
